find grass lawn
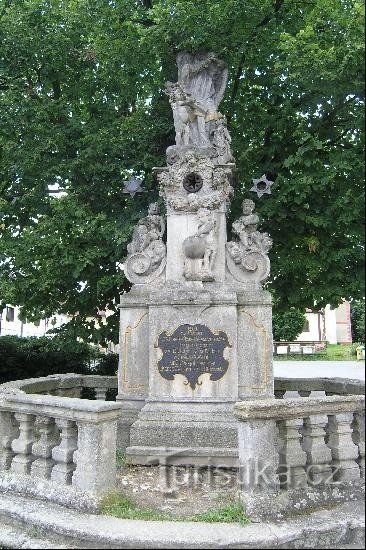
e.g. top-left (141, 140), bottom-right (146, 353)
top-left (274, 344), bottom-right (360, 361)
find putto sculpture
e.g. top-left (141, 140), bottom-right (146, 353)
top-left (183, 207), bottom-right (217, 281)
top-left (226, 199), bottom-right (272, 284)
top-left (124, 202), bottom-right (166, 284)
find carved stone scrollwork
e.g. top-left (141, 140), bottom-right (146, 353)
top-left (124, 203), bottom-right (166, 284)
top-left (226, 199), bottom-right (272, 285)
top-left (157, 148), bottom-right (234, 214)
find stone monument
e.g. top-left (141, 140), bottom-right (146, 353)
top-left (118, 52), bottom-right (273, 466)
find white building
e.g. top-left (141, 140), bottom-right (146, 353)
top-left (296, 302), bottom-right (352, 345)
top-left (0, 305), bottom-right (69, 338)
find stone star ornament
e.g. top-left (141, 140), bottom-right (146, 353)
top-left (250, 174), bottom-right (273, 198)
top-left (123, 177), bottom-right (145, 197)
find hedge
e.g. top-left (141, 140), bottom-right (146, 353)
top-left (0, 335), bottom-right (118, 384)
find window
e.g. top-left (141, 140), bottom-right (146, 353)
top-left (6, 307), bottom-right (15, 322)
top-left (302, 318), bottom-right (310, 332)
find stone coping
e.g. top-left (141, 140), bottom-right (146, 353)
top-left (274, 376), bottom-right (365, 395)
top-left (0, 373), bottom-right (364, 398)
top-left (0, 393), bottom-right (123, 422)
top-left (0, 373), bottom-right (117, 394)
top-left (234, 394), bottom-right (365, 421)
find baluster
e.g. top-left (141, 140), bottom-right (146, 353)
top-left (277, 419), bottom-right (307, 488)
top-left (302, 415), bottom-right (333, 485)
top-left (51, 419), bottom-right (77, 485)
top-left (352, 412), bottom-right (365, 478)
top-left (94, 388), bottom-right (107, 401)
top-left (11, 413), bottom-right (36, 475)
top-left (0, 412), bottom-right (19, 471)
top-left (31, 416), bottom-right (60, 479)
top-left (326, 413), bottom-right (360, 481)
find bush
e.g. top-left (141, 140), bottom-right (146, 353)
top-left (272, 308), bottom-right (306, 341)
top-left (0, 335), bottom-right (118, 384)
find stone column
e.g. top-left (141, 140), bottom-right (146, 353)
top-left (277, 418), bottom-right (307, 488)
top-left (0, 411), bottom-right (18, 471)
top-left (11, 413), bottom-right (36, 475)
top-left (302, 415), bottom-right (333, 485)
top-left (31, 416), bottom-right (60, 479)
top-left (51, 419), bottom-right (78, 485)
top-left (238, 419), bottom-right (280, 494)
top-left (352, 412), bottom-right (365, 478)
top-left (327, 413), bottom-right (360, 481)
top-left (72, 419), bottom-right (117, 493)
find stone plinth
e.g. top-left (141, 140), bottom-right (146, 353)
top-left (119, 287), bottom-right (273, 465)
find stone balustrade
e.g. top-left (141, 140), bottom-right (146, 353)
top-left (0, 373), bottom-right (118, 400)
top-left (1, 373), bottom-right (363, 401)
top-left (0, 391), bottom-right (123, 509)
top-left (234, 394), bottom-right (365, 518)
top-left (274, 376), bottom-right (364, 398)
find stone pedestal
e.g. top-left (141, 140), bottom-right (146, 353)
top-left (118, 287), bottom-right (273, 465)
top-left (118, 51), bottom-right (274, 465)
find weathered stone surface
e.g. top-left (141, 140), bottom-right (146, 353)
top-left (234, 395), bottom-right (365, 420)
top-left (0, 492), bottom-right (364, 549)
top-left (226, 199), bottom-right (272, 286)
top-left (124, 202), bottom-right (166, 285)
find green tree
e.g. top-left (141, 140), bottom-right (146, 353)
top-left (0, 0), bottom-right (364, 343)
top-left (351, 299), bottom-right (365, 343)
top-left (272, 308), bottom-right (306, 341)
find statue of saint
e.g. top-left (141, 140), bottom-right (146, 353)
top-left (176, 52), bottom-right (228, 114)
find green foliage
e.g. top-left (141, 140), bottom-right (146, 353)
top-left (0, 334), bottom-right (118, 383)
top-left (101, 493), bottom-right (172, 521)
top-left (274, 343), bottom-right (357, 360)
top-left (272, 308), bottom-right (306, 341)
top-left (101, 492), bottom-right (249, 524)
top-left (0, 334), bottom-right (94, 383)
top-left (0, 0), bottom-right (364, 342)
top-left (187, 501), bottom-right (249, 525)
top-left (116, 450), bottom-right (126, 467)
top-left (351, 299), bottom-right (365, 343)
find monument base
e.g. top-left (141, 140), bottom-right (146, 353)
top-left (126, 401), bottom-right (239, 467)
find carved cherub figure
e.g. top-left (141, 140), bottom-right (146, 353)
top-left (195, 208), bottom-right (217, 277)
top-left (232, 199), bottom-right (261, 251)
top-left (127, 224), bottom-right (150, 254)
top-left (127, 203), bottom-right (165, 255)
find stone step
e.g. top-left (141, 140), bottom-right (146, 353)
top-left (0, 520), bottom-right (75, 549)
top-left (0, 492), bottom-right (364, 549)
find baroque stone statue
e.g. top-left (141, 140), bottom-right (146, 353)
top-left (226, 199), bottom-right (272, 284)
top-left (165, 52), bottom-right (230, 150)
top-left (124, 203), bottom-right (166, 284)
top-left (183, 208), bottom-right (217, 281)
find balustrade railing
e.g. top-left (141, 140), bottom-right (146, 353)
top-left (234, 395), bottom-right (365, 499)
top-left (0, 391), bottom-right (122, 498)
top-left (0, 374), bottom-right (118, 401)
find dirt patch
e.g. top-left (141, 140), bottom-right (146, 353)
top-left (116, 463), bottom-right (240, 517)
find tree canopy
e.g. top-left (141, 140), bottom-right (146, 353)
top-left (0, 0), bottom-right (364, 343)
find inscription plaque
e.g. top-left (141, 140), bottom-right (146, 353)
top-left (157, 324), bottom-right (231, 389)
